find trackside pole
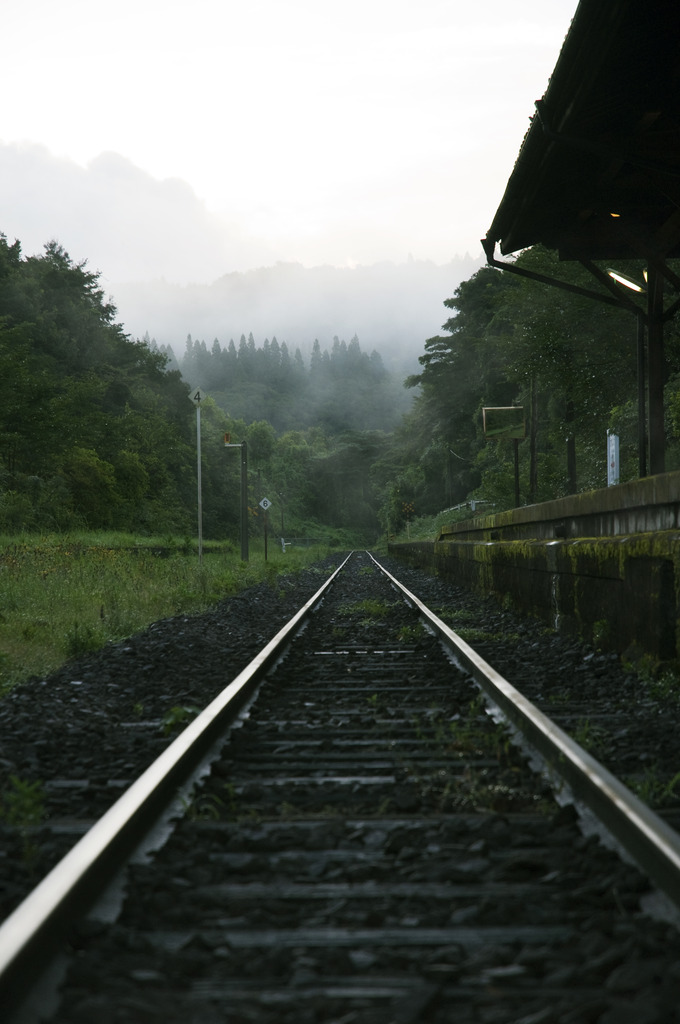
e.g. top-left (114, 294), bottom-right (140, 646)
top-left (190, 388), bottom-right (204, 563)
top-left (224, 435), bottom-right (249, 562)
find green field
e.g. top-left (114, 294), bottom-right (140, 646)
top-left (0, 532), bottom-right (335, 695)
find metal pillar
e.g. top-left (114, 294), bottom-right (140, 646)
top-left (196, 403), bottom-right (203, 563)
top-left (240, 440), bottom-right (249, 562)
top-left (225, 438), bottom-right (249, 562)
top-left (484, 246), bottom-right (674, 482)
top-left (636, 312), bottom-right (647, 478)
top-left (513, 438), bottom-right (520, 507)
top-left (647, 266), bottom-right (665, 475)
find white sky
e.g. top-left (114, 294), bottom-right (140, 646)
top-left (1, 0), bottom-right (577, 284)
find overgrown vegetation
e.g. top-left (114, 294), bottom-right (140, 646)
top-left (161, 704), bottom-right (202, 736)
top-left (626, 766), bottom-right (680, 808)
top-left (0, 775), bottom-right (45, 832)
top-left (0, 774), bottom-right (46, 866)
top-left (181, 332), bottom-right (409, 435)
top-left (384, 246), bottom-right (680, 538)
top-left (0, 234), bottom-right (404, 544)
top-left (0, 533), bottom-right (332, 694)
top-left (337, 599), bottom-right (395, 618)
top-left (4, 233), bottom-right (680, 548)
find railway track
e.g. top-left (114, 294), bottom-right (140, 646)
top-left (2, 551), bottom-right (680, 1022)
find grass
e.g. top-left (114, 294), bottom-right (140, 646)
top-left (160, 704), bottom-right (203, 736)
top-left (410, 696), bottom-right (509, 760)
top-left (0, 531), bottom-right (336, 695)
top-left (626, 766), bottom-right (680, 808)
top-left (337, 598), bottom-right (395, 618)
top-left (388, 506), bottom-right (481, 544)
top-left (0, 774), bottom-right (46, 867)
top-left (571, 717), bottom-right (612, 756)
top-left (0, 775), bottom-right (45, 831)
top-left (624, 656), bottom-right (680, 704)
top-left (432, 607), bottom-right (523, 647)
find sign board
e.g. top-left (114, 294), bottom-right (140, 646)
top-left (607, 432), bottom-right (620, 486)
top-left (259, 497), bottom-right (272, 511)
top-left (482, 406), bottom-right (525, 440)
top-left (189, 387), bottom-right (205, 405)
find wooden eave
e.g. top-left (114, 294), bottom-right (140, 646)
top-left (484, 0), bottom-right (680, 262)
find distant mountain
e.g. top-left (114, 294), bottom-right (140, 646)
top-left (113, 255), bottom-right (484, 377)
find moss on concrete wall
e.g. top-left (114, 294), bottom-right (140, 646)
top-left (389, 531), bottom-right (680, 667)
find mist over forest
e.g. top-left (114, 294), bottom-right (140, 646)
top-left (119, 255), bottom-right (484, 377)
top-left (167, 332), bottom-right (411, 435)
top-left (4, 231), bottom-right (679, 546)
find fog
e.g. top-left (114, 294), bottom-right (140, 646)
top-left (119, 257), bottom-right (483, 376)
top-left (0, 141), bottom-right (483, 374)
top-left (3, 1), bottom-right (576, 279)
top-left (2, 0), bottom-right (578, 382)
top-left (0, 143), bottom-right (273, 283)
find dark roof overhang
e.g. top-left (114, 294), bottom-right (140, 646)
top-left (484, 0), bottom-right (680, 263)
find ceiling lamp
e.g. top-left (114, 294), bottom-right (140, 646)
top-left (607, 268), bottom-right (646, 292)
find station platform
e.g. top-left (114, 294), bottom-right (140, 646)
top-left (389, 471), bottom-right (680, 666)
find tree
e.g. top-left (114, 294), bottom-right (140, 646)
top-left (0, 235), bottom-right (197, 533)
top-left (60, 447), bottom-right (119, 528)
top-left (490, 247), bottom-right (639, 498)
top-left (399, 247), bottom-right (657, 513)
top-left (402, 266), bottom-right (512, 511)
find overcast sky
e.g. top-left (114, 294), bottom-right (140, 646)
top-left (2, 0), bottom-right (577, 288)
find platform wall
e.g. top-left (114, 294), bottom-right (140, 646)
top-left (389, 471), bottom-right (680, 666)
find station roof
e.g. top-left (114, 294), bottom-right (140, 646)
top-left (484, 1), bottom-right (680, 261)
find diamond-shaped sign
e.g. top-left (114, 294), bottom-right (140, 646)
top-left (259, 497), bottom-right (272, 511)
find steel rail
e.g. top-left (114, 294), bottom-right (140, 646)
top-left (0, 552), bottom-right (353, 1018)
top-left (370, 552), bottom-right (680, 914)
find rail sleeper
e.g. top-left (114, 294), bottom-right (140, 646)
top-left (40, 552), bottom-right (680, 1024)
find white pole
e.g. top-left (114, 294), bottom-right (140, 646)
top-left (607, 430), bottom-right (620, 486)
top-left (197, 403), bottom-right (203, 562)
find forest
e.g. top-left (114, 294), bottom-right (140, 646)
top-left (177, 331), bottom-right (411, 434)
top-left (2, 233), bottom-right (679, 545)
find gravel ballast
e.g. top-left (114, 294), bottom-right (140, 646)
top-left (1, 551), bottom-right (680, 1023)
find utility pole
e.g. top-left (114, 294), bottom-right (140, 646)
top-left (189, 387), bottom-right (205, 562)
top-left (224, 435), bottom-right (249, 561)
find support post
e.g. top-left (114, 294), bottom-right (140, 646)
top-left (513, 438), bottom-right (520, 507)
top-left (637, 312), bottom-right (647, 478)
top-left (647, 266), bottom-right (665, 475)
top-left (565, 394), bottom-right (576, 495)
top-left (485, 245), bottom-right (677, 484)
top-left (529, 378), bottom-right (538, 502)
top-left (196, 403), bottom-right (202, 563)
top-left (240, 440), bottom-right (249, 562)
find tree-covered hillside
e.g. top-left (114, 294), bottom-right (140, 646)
top-left (4, 233), bottom-right (677, 546)
top-left (0, 236), bottom-right (405, 542)
top-left (0, 236), bottom-right (196, 534)
top-left (379, 246), bottom-right (680, 531)
top-left (178, 332), bottom-right (410, 434)
top-left (114, 256), bottom-right (485, 376)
